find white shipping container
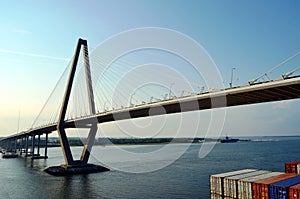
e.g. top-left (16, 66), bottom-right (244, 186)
top-left (237, 172), bottom-right (283, 199)
top-left (223, 170), bottom-right (270, 198)
top-left (210, 194), bottom-right (223, 199)
top-left (210, 169), bottom-right (256, 195)
top-left (297, 164), bottom-right (300, 174)
top-left (210, 194), bottom-right (232, 199)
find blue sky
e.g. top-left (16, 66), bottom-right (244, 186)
top-left (0, 1), bottom-right (299, 137)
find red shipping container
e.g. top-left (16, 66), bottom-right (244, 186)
top-left (289, 183), bottom-right (300, 199)
top-left (286, 161), bottom-right (300, 174)
top-left (252, 173), bottom-right (297, 199)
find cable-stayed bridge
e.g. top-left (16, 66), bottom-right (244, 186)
top-left (0, 39), bottom-right (299, 175)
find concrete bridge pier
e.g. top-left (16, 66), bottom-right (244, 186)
top-left (25, 134), bottom-right (34, 158)
top-left (21, 136), bottom-right (26, 155)
top-left (31, 134), bottom-right (36, 158)
top-left (8, 139), bottom-right (13, 152)
top-left (3, 140), bottom-right (8, 152)
top-left (31, 133), bottom-right (48, 159)
top-left (44, 133), bottom-right (48, 158)
top-left (25, 135), bottom-right (29, 157)
top-left (6, 141), bottom-right (9, 152)
top-left (19, 137), bottom-right (23, 155)
top-left (14, 138), bottom-right (17, 153)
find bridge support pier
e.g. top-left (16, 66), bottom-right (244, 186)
top-left (31, 134), bottom-right (35, 158)
top-left (20, 137), bottom-right (23, 155)
top-left (9, 140), bottom-right (12, 152)
top-left (44, 38), bottom-right (109, 176)
top-left (25, 135), bottom-right (29, 157)
top-left (6, 141), bottom-right (9, 152)
top-left (25, 134), bottom-right (34, 158)
top-left (44, 133), bottom-right (48, 158)
top-left (29, 134), bottom-right (48, 160)
top-left (37, 135), bottom-right (40, 155)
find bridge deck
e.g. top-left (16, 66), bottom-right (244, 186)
top-left (1, 76), bottom-right (300, 141)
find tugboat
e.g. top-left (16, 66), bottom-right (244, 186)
top-left (220, 136), bottom-right (239, 143)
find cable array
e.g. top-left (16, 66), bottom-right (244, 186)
top-left (31, 47), bottom-right (300, 129)
top-left (31, 47), bottom-right (217, 127)
top-left (249, 52), bottom-right (300, 84)
top-left (31, 60), bottom-right (72, 128)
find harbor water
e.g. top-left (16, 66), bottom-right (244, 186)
top-left (0, 136), bottom-right (300, 199)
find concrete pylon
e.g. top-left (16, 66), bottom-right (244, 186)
top-left (46, 38), bottom-right (109, 175)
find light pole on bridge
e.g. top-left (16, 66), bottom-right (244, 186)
top-left (169, 83), bottom-right (174, 99)
top-left (130, 92), bottom-right (136, 106)
top-left (229, 67), bottom-right (236, 88)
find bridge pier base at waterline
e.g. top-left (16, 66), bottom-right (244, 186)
top-left (43, 124), bottom-right (109, 176)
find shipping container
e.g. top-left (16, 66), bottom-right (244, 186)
top-left (286, 161), bottom-right (300, 174)
top-left (289, 184), bottom-right (300, 199)
top-left (210, 194), bottom-right (233, 199)
top-left (210, 169), bottom-right (256, 195)
top-left (210, 194), bottom-right (223, 199)
top-left (269, 176), bottom-right (300, 199)
top-left (253, 173), bottom-right (297, 199)
top-left (210, 194), bottom-right (232, 199)
top-left (238, 172), bottom-right (284, 199)
top-left (223, 170), bottom-right (270, 198)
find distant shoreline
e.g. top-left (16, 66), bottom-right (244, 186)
top-left (1, 136), bottom-right (298, 148)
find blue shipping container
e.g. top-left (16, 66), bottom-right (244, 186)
top-left (269, 175), bottom-right (300, 199)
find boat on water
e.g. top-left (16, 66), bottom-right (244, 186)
top-left (2, 152), bottom-right (18, 159)
top-left (220, 136), bottom-right (239, 143)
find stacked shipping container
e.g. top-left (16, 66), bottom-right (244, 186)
top-left (210, 160), bottom-right (300, 198)
top-left (238, 172), bottom-right (283, 199)
top-left (286, 161), bottom-right (300, 174)
top-left (210, 170), bottom-right (300, 199)
top-left (210, 194), bottom-right (232, 199)
top-left (289, 184), bottom-right (300, 199)
top-left (252, 173), bottom-right (297, 199)
top-left (223, 170), bottom-right (271, 198)
top-left (210, 169), bottom-right (256, 196)
top-left (269, 176), bottom-right (300, 199)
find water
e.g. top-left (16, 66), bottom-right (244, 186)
top-left (0, 136), bottom-right (300, 198)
